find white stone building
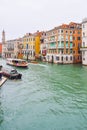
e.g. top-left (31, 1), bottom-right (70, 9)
top-left (81, 18), bottom-right (87, 65)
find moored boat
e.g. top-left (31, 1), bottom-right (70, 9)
top-left (1, 68), bottom-right (22, 79)
top-left (30, 60), bottom-right (38, 64)
top-left (6, 58), bottom-right (28, 68)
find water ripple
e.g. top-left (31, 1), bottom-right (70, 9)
top-left (0, 60), bottom-right (87, 130)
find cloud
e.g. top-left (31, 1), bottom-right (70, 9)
top-left (0, 0), bottom-right (87, 41)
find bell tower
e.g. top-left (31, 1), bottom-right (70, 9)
top-left (2, 30), bottom-right (6, 58)
top-left (2, 30), bottom-right (5, 44)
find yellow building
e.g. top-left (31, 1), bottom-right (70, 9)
top-left (23, 33), bottom-right (35, 60)
top-left (23, 32), bottom-right (41, 60)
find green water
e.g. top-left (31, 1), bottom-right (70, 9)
top-left (0, 59), bottom-right (87, 130)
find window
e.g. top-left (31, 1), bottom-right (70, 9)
top-left (61, 50), bottom-right (64, 54)
top-left (61, 56), bottom-right (63, 61)
top-left (83, 51), bottom-right (85, 55)
top-left (70, 36), bottom-right (72, 41)
top-left (78, 31), bottom-right (81, 34)
top-left (33, 45), bottom-right (35, 49)
top-left (58, 49), bottom-right (60, 53)
top-left (66, 36), bottom-right (68, 41)
top-left (78, 56), bottom-right (81, 60)
top-left (78, 50), bottom-right (80, 54)
top-left (77, 37), bottom-right (81, 40)
top-left (70, 56), bottom-right (72, 61)
top-left (52, 31), bottom-right (55, 35)
top-left (61, 30), bottom-right (63, 33)
top-left (73, 31), bottom-right (75, 34)
top-left (70, 42), bottom-right (73, 48)
top-left (47, 55), bottom-right (50, 60)
top-left (73, 56), bottom-right (75, 61)
top-left (61, 36), bottom-right (64, 41)
top-left (73, 51), bottom-right (75, 54)
top-left (26, 44), bottom-right (28, 49)
top-left (83, 32), bottom-right (85, 37)
top-left (73, 37), bottom-right (75, 40)
top-left (83, 24), bottom-right (85, 28)
top-left (66, 42), bottom-right (68, 48)
top-left (58, 30), bottom-right (60, 33)
top-left (66, 49), bottom-right (68, 53)
top-left (78, 43), bottom-right (81, 48)
top-left (83, 42), bottom-right (85, 47)
top-left (70, 31), bottom-right (72, 34)
top-left (56, 56), bottom-right (59, 61)
top-left (61, 42), bottom-right (64, 47)
top-left (73, 43), bottom-right (75, 47)
top-left (27, 39), bottom-right (28, 42)
top-left (66, 56), bottom-right (68, 61)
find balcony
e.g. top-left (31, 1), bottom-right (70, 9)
top-left (58, 46), bottom-right (64, 49)
top-left (48, 46), bottom-right (56, 49)
top-left (80, 47), bottom-right (87, 51)
top-left (7, 48), bottom-right (14, 51)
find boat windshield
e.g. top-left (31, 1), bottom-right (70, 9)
top-left (10, 69), bottom-right (18, 74)
top-left (12, 60), bottom-right (27, 64)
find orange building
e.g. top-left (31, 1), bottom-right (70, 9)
top-left (34, 31), bottom-right (42, 58)
top-left (69, 22), bottom-right (82, 63)
top-left (45, 22), bottom-right (82, 64)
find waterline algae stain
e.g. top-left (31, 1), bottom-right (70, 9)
top-left (0, 59), bottom-right (87, 130)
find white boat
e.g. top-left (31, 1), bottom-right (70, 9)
top-left (6, 58), bottom-right (28, 68)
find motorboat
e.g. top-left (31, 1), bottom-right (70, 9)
top-left (1, 68), bottom-right (22, 79)
top-left (6, 58), bottom-right (28, 68)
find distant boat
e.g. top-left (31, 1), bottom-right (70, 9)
top-left (6, 58), bottom-right (28, 68)
top-left (29, 61), bottom-right (38, 64)
top-left (1, 68), bottom-right (22, 80)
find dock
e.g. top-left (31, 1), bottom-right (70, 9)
top-left (0, 76), bottom-right (7, 87)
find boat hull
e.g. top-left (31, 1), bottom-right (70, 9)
top-left (7, 63), bottom-right (28, 68)
top-left (6, 58), bottom-right (28, 68)
top-left (1, 68), bottom-right (22, 80)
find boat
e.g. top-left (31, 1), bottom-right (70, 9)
top-left (6, 58), bottom-right (28, 68)
top-left (1, 68), bottom-right (22, 79)
top-left (30, 60), bottom-right (38, 64)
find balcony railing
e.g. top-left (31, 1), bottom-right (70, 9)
top-left (80, 47), bottom-right (87, 51)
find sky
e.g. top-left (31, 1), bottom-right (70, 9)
top-left (0, 0), bottom-right (87, 41)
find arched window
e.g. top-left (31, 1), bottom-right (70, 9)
top-left (66, 56), bottom-right (68, 61)
top-left (61, 56), bottom-right (63, 61)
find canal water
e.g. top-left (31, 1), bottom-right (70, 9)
top-left (0, 59), bottom-right (87, 130)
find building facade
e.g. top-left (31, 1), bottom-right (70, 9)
top-left (81, 18), bottom-right (87, 65)
top-left (23, 31), bottom-right (41, 61)
top-left (45, 22), bottom-right (82, 64)
top-left (34, 31), bottom-right (42, 59)
top-left (70, 22), bottom-right (82, 63)
top-left (3, 38), bottom-right (23, 58)
top-left (16, 38), bottom-right (23, 59)
top-left (23, 33), bottom-right (35, 60)
top-left (40, 32), bottom-right (47, 61)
